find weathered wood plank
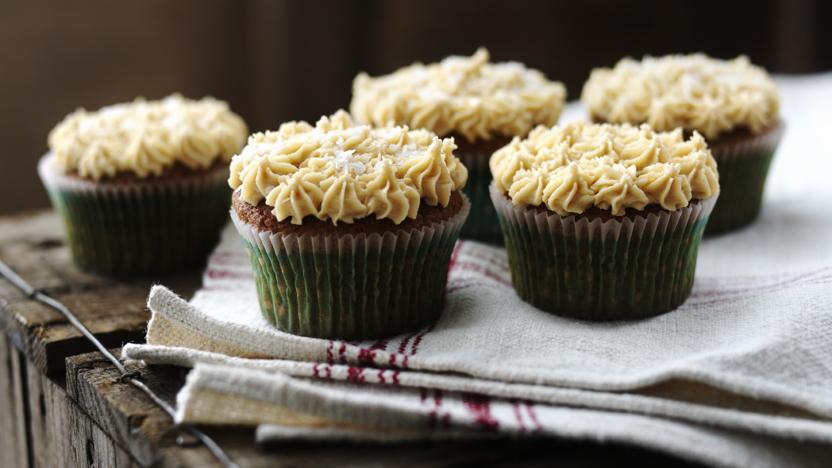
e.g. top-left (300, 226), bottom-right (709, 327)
top-left (67, 351), bottom-right (223, 467)
top-left (0, 337), bottom-right (139, 468)
top-left (0, 333), bottom-right (30, 468)
top-left (24, 356), bottom-right (49, 468)
top-left (1, 287), bottom-right (151, 374)
top-left (34, 363), bottom-right (138, 468)
top-left (0, 211), bottom-right (105, 293)
top-left (0, 211), bottom-right (202, 374)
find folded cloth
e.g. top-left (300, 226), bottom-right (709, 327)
top-left (187, 362), bottom-right (832, 468)
top-left (123, 74), bottom-right (832, 467)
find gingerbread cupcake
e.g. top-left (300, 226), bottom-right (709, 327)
top-left (490, 122), bottom-right (719, 320)
top-left (582, 54), bottom-right (782, 234)
top-left (39, 94), bottom-right (248, 277)
top-left (228, 111), bottom-right (469, 339)
top-left (351, 48), bottom-right (565, 244)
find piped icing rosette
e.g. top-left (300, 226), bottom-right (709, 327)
top-left (351, 48), bottom-right (566, 142)
top-left (490, 122), bottom-right (719, 215)
top-left (581, 54), bottom-right (779, 139)
top-left (48, 94), bottom-right (248, 180)
top-left (228, 110), bottom-right (468, 225)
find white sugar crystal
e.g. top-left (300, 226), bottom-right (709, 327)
top-left (378, 127), bottom-right (402, 139)
top-left (349, 162), bottom-right (365, 174)
top-left (162, 95), bottom-right (180, 106)
top-left (256, 142), bottom-right (282, 156)
top-left (399, 144), bottom-right (423, 159)
top-left (78, 119), bottom-right (96, 135)
top-left (680, 72), bottom-right (703, 92)
top-left (120, 119), bottom-right (140, 132)
top-left (419, 89), bottom-right (448, 101)
top-left (334, 150), bottom-right (355, 171)
top-left (498, 62), bottom-right (524, 73)
top-left (162, 114), bottom-right (185, 129)
top-left (716, 72), bottom-right (743, 87)
top-left (97, 104), bottom-right (126, 120)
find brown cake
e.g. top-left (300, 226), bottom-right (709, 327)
top-left (233, 189), bottom-right (465, 236)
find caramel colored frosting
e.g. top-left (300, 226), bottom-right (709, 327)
top-left (581, 54), bottom-right (780, 139)
top-left (48, 94), bottom-right (248, 180)
top-left (351, 48), bottom-right (566, 143)
top-left (228, 111), bottom-right (468, 225)
top-left (490, 122), bottom-right (719, 215)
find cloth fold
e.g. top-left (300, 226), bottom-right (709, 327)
top-left (175, 362), bottom-right (832, 468)
top-left (123, 75), bottom-right (832, 467)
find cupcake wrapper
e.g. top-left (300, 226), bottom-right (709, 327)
top-left (491, 183), bottom-right (716, 320)
top-left (457, 149), bottom-right (503, 245)
top-left (706, 120), bottom-right (785, 234)
top-left (230, 195), bottom-right (470, 340)
top-left (38, 154), bottom-right (231, 277)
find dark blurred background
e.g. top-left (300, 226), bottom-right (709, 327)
top-left (2, 0), bottom-right (830, 214)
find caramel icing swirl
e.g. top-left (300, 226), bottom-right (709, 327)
top-left (48, 94), bottom-right (248, 180)
top-left (490, 122), bottom-right (719, 215)
top-left (351, 48), bottom-right (566, 142)
top-left (228, 110), bottom-right (468, 225)
top-left (581, 54), bottom-right (780, 139)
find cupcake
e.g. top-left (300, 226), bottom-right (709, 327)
top-left (351, 48), bottom-right (565, 244)
top-left (39, 94), bottom-right (248, 277)
top-left (582, 54), bottom-right (782, 234)
top-left (228, 110), bottom-right (469, 339)
top-left (490, 122), bottom-right (719, 320)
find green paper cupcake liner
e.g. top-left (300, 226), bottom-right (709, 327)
top-left (490, 183), bottom-right (717, 321)
top-left (38, 154), bottom-right (231, 277)
top-left (706, 120), bottom-right (785, 234)
top-left (230, 194), bottom-right (470, 340)
top-left (457, 150), bottom-right (503, 245)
